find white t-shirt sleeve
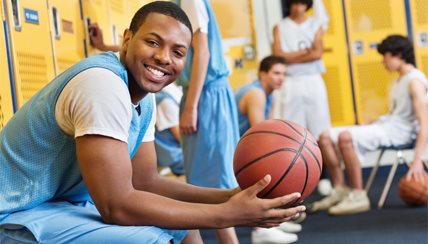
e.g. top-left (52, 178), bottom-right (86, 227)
top-left (156, 98), bottom-right (179, 132)
top-left (55, 68), bottom-right (132, 142)
top-left (181, 0), bottom-right (209, 34)
top-left (141, 94), bottom-right (156, 142)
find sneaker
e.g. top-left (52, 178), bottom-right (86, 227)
top-left (290, 212), bottom-right (306, 224)
top-left (277, 222), bottom-right (302, 233)
top-left (307, 185), bottom-right (350, 213)
top-left (328, 190), bottom-right (370, 215)
top-left (317, 179), bottom-right (333, 196)
top-left (252, 228), bottom-right (298, 244)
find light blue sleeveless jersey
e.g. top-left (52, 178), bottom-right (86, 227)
top-left (235, 80), bottom-right (273, 136)
top-left (177, 0), bottom-right (229, 87)
top-left (178, 0), bottom-right (239, 188)
top-left (0, 52), bottom-right (153, 216)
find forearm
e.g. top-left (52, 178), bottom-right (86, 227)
top-left (144, 175), bottom-right (233, 204)
top-left (183, 35), bottom-right (210, 111)
top-left (413, 127), bottom-right (427, 164)
top-left (112, 189), bottom-right (229, 229)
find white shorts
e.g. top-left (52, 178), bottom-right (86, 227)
top-left (274, 74), bottom-right (331, 140)
top-left (329, 122), bottom-right (415, 162)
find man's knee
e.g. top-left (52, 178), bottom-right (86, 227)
top-left (338, 131), bottom-right (353, 149)
top-left (318, 130), bottom-right (333, 148)
top-left (182, 229), bottom-right (203, 244)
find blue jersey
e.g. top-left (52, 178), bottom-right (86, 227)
top-left (235, 80), bottom-right (273, 136)
top-left (0, 52), bottom-right (153, 216)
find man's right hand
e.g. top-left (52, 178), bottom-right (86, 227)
top-left (220, 175), bottom-right (306, 228)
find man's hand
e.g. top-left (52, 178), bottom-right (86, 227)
top-left (221, 175), bottom-right (306, 228)
top-left (88, 23), bottom-right (106, 50)
top-left (406, 159), bottom-right (425, 182)
top-left (180, 107), bottom-right (198, 135)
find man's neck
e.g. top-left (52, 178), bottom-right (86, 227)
top-left (398, 63), bottom-right (414, 77)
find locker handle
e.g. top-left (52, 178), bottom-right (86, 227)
top-left (51, 7), bottom-right (60, 39)
top-left (10, 0), bottom-right (22, 32)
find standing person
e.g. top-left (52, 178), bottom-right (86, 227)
top-left (155, 82), bottom-right (185, 176)
top-left (177, 0), bottom-right (241, 242)
top-left (310, 35), bottom-right (428, 215)
top-left (272, 0), bottom-right (330, 140)
top-left (236, 55), bottom-right (300, 244)
top-left (0, 2), bottom-right (306, 243)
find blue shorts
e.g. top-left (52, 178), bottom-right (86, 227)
top-left (0, 201), bottom-right (188, 243)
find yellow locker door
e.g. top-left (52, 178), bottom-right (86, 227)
top-left (344, 0), bottom-right (407, 124)
top-left (126, 0), bottom-right (152, 23)
top-left (81, 0), bottom-right (111, 55)
top-left (409, 0), bottom-right (428, 74)
top-left (322, 0), bottom-right (355, 126)
top-left (107, 0), bottom-right (128, 46)
top-left (212, 0), bottom-right (258, 90)
top-left (4, 0), bottom-right (56, 108)
top-left (0, 1), bottom-right (14, 129)
top-left (48, 0), bottom-right (86, 74)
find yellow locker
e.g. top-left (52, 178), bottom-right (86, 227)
top-left (409, 0), bottom-right (428, 75)
top-left (81, 0), bottom-right (111, 55)
top-left (322, 0), bottom-right (355, 126)
top-left (0, 1), bottom-right (14, 128)
top-left (4, 0), bottom-right (56, 108)
top-left (126, 0), bottom-right (153, 23)
top-left (48, 0), bottom-right (86, 74)
top-left (344, 0), bottom-right (407, 124)
top-left (212, 0), bottom-right (258, 90)
top-left (107, 0), bottom-right (128, 46)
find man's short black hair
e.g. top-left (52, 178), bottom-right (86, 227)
top-left (377, 35), bottom-right (415, 66)
top-left (282, 0), bottom-right (313, 11)
top-left (129, 1), bottom-right (192, 36)
top-left (259, 55), bottom-right (286, 73)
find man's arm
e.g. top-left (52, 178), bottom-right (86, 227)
top-left (76, 135), bottom-right (305, 228)
top-left (406, 78), bottom-right (428, 182)
top-left (272, 26), bottom-right (323, 64)
top-left (244, 89), bottom-right (267, 127)
top-left (179, 30), bottom-right (209, 134)
top-left (88, 23), bottom-right (121, 52)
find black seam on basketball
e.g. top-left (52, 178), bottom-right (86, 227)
top-left (235, 148), bottom-right (298, 177)
top-left (240, 130), bottom-right (322, 172)
top-left (277, 120), bottom-right (318, 146)
top-left (262, 130), bottom-right (308, 198)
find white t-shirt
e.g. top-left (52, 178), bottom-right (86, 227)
top-left (55, 67), bottom-right (156, 143)
top-left (181, 0), bottom-right (209, 34)
top-left (156, 83), bottom-right (182, 132)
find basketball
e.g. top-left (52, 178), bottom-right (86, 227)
top-left (398, 173), bottom-right (428, 207)
top-left (233, 119), bottom-right (322, 206)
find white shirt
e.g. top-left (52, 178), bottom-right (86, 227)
top-left (156, 83), bottom-right (182, 132)
top-left (55, 68), bottom-right (155, 143)
top-left (181, 0), bottom-right (209, 34)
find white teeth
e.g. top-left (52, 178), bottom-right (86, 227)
top-left (147, 66), bottom-right (165, 78)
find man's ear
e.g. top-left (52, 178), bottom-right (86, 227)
top-left (122, 29), bottom-right (133, 51)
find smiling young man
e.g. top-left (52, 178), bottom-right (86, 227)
top-left (0, 2), bottom-right (306, 243)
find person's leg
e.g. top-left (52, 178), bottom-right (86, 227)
top-left (318, 131), bottom-right (344, 187)
top-left (0, 201), bottom-right (189, 243)
top-left (182, 229), bottom-right (203, 244)
top-left (215, 227), bottom-right (239, 244)
top-left (338, 131), bottom-right (363, 190)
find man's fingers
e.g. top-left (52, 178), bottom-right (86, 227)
top-left (246, 175), bottom-right (271, 196)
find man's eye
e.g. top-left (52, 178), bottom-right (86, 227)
top-left (146, 40), bottom-right (159, 46)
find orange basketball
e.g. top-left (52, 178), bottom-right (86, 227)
top-left (233, 119), bottom-right (322, 206)
top-left (398, 173), bottom-right (428, 206)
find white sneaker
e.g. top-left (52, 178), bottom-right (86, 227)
top-left (252, 228), bottom-right (298, 244)
top-left (328, 189), bottom-right (370, 215)
top-left (277, 222), bottom-right (302, 233)
top-left (307, 185), bottom-right (350, 213)
top-left (317, 179), bottom-right (333, 196)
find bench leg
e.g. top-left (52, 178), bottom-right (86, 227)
top-left (365, 150), bottom-right (385, 193)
